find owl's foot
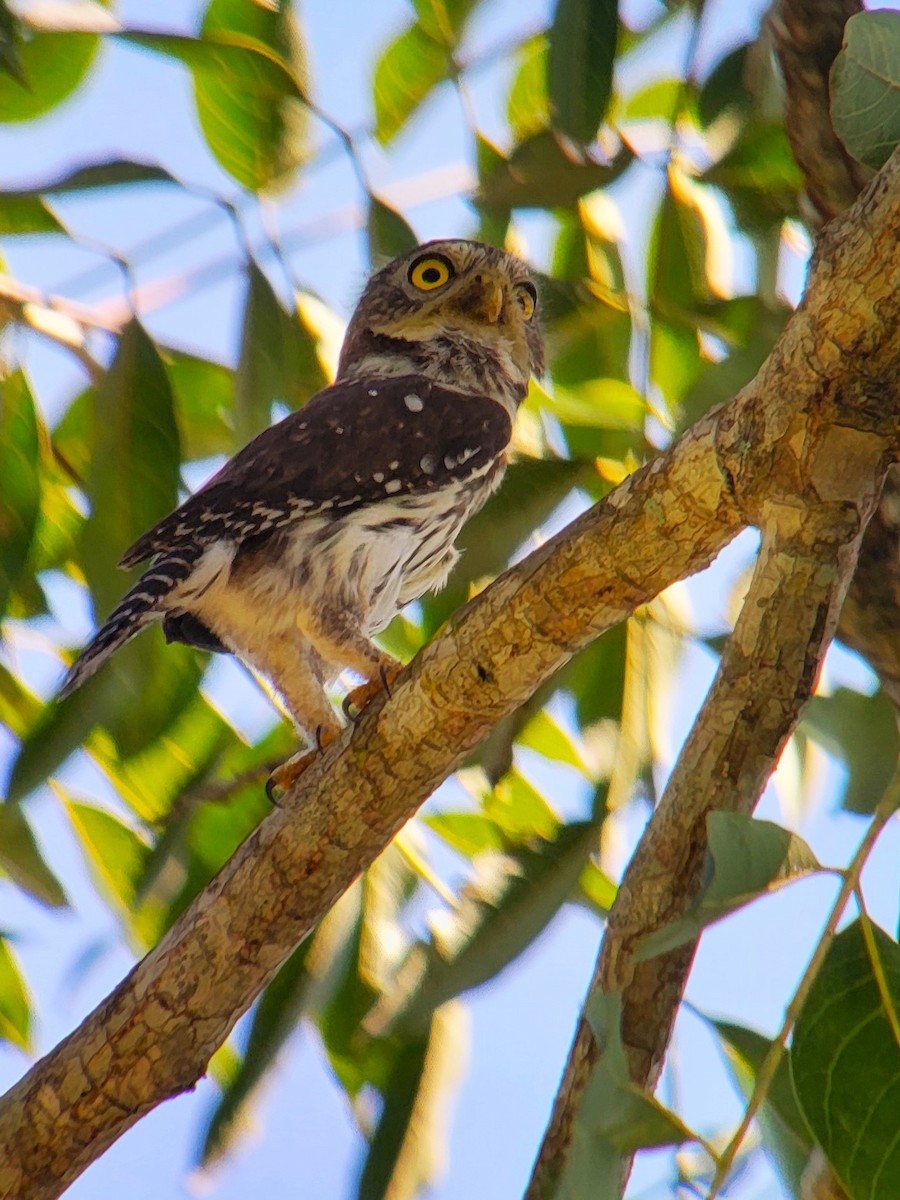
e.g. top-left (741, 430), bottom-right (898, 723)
top-left (342, 663), bottom-right (401, 722)
top-left (266, 725), bottom-right (337, 802)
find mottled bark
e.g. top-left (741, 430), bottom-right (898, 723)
top-left (525, 150), bottom-right (900, 1196)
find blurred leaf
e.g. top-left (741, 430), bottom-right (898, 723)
top-left (367, 197), bottom-right (418, 269)
top-left (704, 123), bottom-right (803, 232)
top-left (81, 319), bottom-right (181, 612)
top-left (0, 26), bottom-right (100, 122)
top-left (425, 811), bottom-right (507, 858)
top-left (411, 0), bottom-right (477, 44)
top-left (0, 1), bottom-right (25, 87)
top-left (518, 709), bottom-right (585, 772)
top-left (372, 820), bottom-right (597, 1037)
top-left (0, 803), bottom-right (67, 907)
top-left (802, 688), bottom-right (900, 815)
top-left (358, 1003), bottom-right (467, 1200)
top-left (564, 624), bottom-right (627, 727)
top-left (0, 371), bottom-right (41, 619)
top-left (188, 0), bottom-right (310, 192)
top-left (547, 0), bottom-right (617, 145)
top-left (508, 36), bottom-right (549, 141)
top-left (555, 992), bottom-right (695, 1197)
top-left (636, 813), bottom-right (822, 959)
top-left (619, 78), bottom-right (681, 122)
top-left (162, 348), bottom-right (236, 460)
top-left (64, 796), bottom-right (150, 909)
top-left (714, 1019), bottom-right (813, 1194)
top-left (0, 936), bottom-right (31, 1051)
top-left (0, 663), bottom-right (41, 738)
top-left (577, 859), bottom-right (616, 916)
top-left (831, 10), bottom-right (900, 170)
top-left (698, 43), bottom-right (751, 128)
top-left (235, 260), bottom-right (290, 443)
top-left (792, 918), bottom-right (900, 1200)
top-left (485, 769), bottom-right (558, 841)
top-left (478, 131), bottom-right (632, 212)
top-left (373, 23), bottom-right (452, 146)
top-left (542, 378), bottom-right (644, 431)
top-left (0, 194), bottom-right (66, 234)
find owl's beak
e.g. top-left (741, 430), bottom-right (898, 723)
top-left (456, 274), bottom-right (505, 325)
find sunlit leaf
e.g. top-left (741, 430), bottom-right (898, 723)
top-left (373, 23), bottom-right (451, 146)
top-left (0, 936), bottom-right (31, 1051)
top-left (508, 36), bottom-right (549, 141)
top-left (0, 24), bottom-right (101, 122)
top-left (831, 10), bottom-right (900, 170)
top-left (547, 0), bottom-right (617, 145)
top-left (636, 813), bottom-right (822, 959)
top-left (425, 811), bottom-right (507, 859)
top-left (189, 0), bottom-right (310, 192)
top-left (792, 919), bottom-right (900, 1200)
top-left (0, 803), bottom-right (67, 908)
top-left (0, 194), bottom-right (66, 234)
top-left (0, 371), bottom-right (41, 619)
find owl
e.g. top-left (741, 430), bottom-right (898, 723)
top-left (60, 240), bottom-right (545, 793)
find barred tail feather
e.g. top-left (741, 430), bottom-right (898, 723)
top-left (58, 555), bottom-right (198, 700)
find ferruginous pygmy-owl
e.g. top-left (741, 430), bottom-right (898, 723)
top-left (60, 239), bottom-right (545, 792)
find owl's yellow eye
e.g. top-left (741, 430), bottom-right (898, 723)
top-left (516, 282), bottom-right (537, 321)
top-left (408, 255), bottom-right (454, 291)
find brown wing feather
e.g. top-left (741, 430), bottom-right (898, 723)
top-left (119, 376), bottom-right (511, 568)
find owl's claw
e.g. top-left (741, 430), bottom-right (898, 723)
top-left (342, 664), bottom-right (401, 722)
top-left (265, 725), bottom-right (336, 803)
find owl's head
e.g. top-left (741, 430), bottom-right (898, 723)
top-left (338, 240), bottom-right (545, 399)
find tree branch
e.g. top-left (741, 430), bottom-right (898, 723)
top-left (766, 0), bottom-right (900, 709)
top-left (1, 154), bottom-right (897, 1200)
top-left (525, 150), bottom-right (900, 1194)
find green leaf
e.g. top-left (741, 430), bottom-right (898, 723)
top-left (792, 919), bottom-right (900, 1200)
top-left (831, 10), bottom-right (900, 170)
top-left (358, 1004), bottom-right (467, 1200)
top-left (507, 36), bottom-right (549, 141)
top-left (555, 992), bottom-right (695, 1198)
top-left (0, 27), bottom-right (100, 122)
top-left (0, 1), bottom-right (26, 87)
top-left (802, 688), bottom-right (900, 815)
top-left (636, 813), bottom-right (822, 959)
top-left (163, 348), bottom-right (236, 460)
top-left (0, 371), bottom-right (41, 620)
top-left (703, 123), bottom-right (803, 232)
top-left (619, 78), bottom-right (681, 122)
top-left (372, 820), bottom-right (597, 1037)
top-left (235, 260), bottom-right (289, 443)
top-left (190, 0), bottom-right (310, 192)
top-left (547, 0), bottom-right (617, 145)
top-left (698, 43), bottom-right (751, 128)
top-left (81, 320), bottom-right (181, 611)
top-left (713, 1019), bottom-right (813, 1194)
top-left (0, 936), bottom-right (31, 1051)
top-left (0, 194), bottom-right (66, 235)
top-left (0, 664), bottom-right (41, 739)
top-left (367, 197), bottom-right (418, 269)
top-left (0, 803), bottom-right (67, 908)
top-left (542, 378), bottom-right (645, 431)
top-left (373, 22), bottom-right (451, 145)
top-left (61, 795), bottom-right (157, 942)
top-left (411, 0), bottom-right (478, 45)
top-left (478, 130), bottom-right (632, 212)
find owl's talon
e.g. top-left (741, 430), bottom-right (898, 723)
top-left (265, 725), bottom-right (336, 802)
top-left (342, 664), bottom-right (401, 722)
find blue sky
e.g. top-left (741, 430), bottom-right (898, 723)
top-left (1, 1), bottom-right (899, 1198)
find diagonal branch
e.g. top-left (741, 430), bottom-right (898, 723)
top-left (525, 147), bottom-right (900, 1195)
top-left (0, 153), bottom-right (897, 1200)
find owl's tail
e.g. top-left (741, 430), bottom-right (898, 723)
top-left (57, 558), bottom-right (193, 700)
